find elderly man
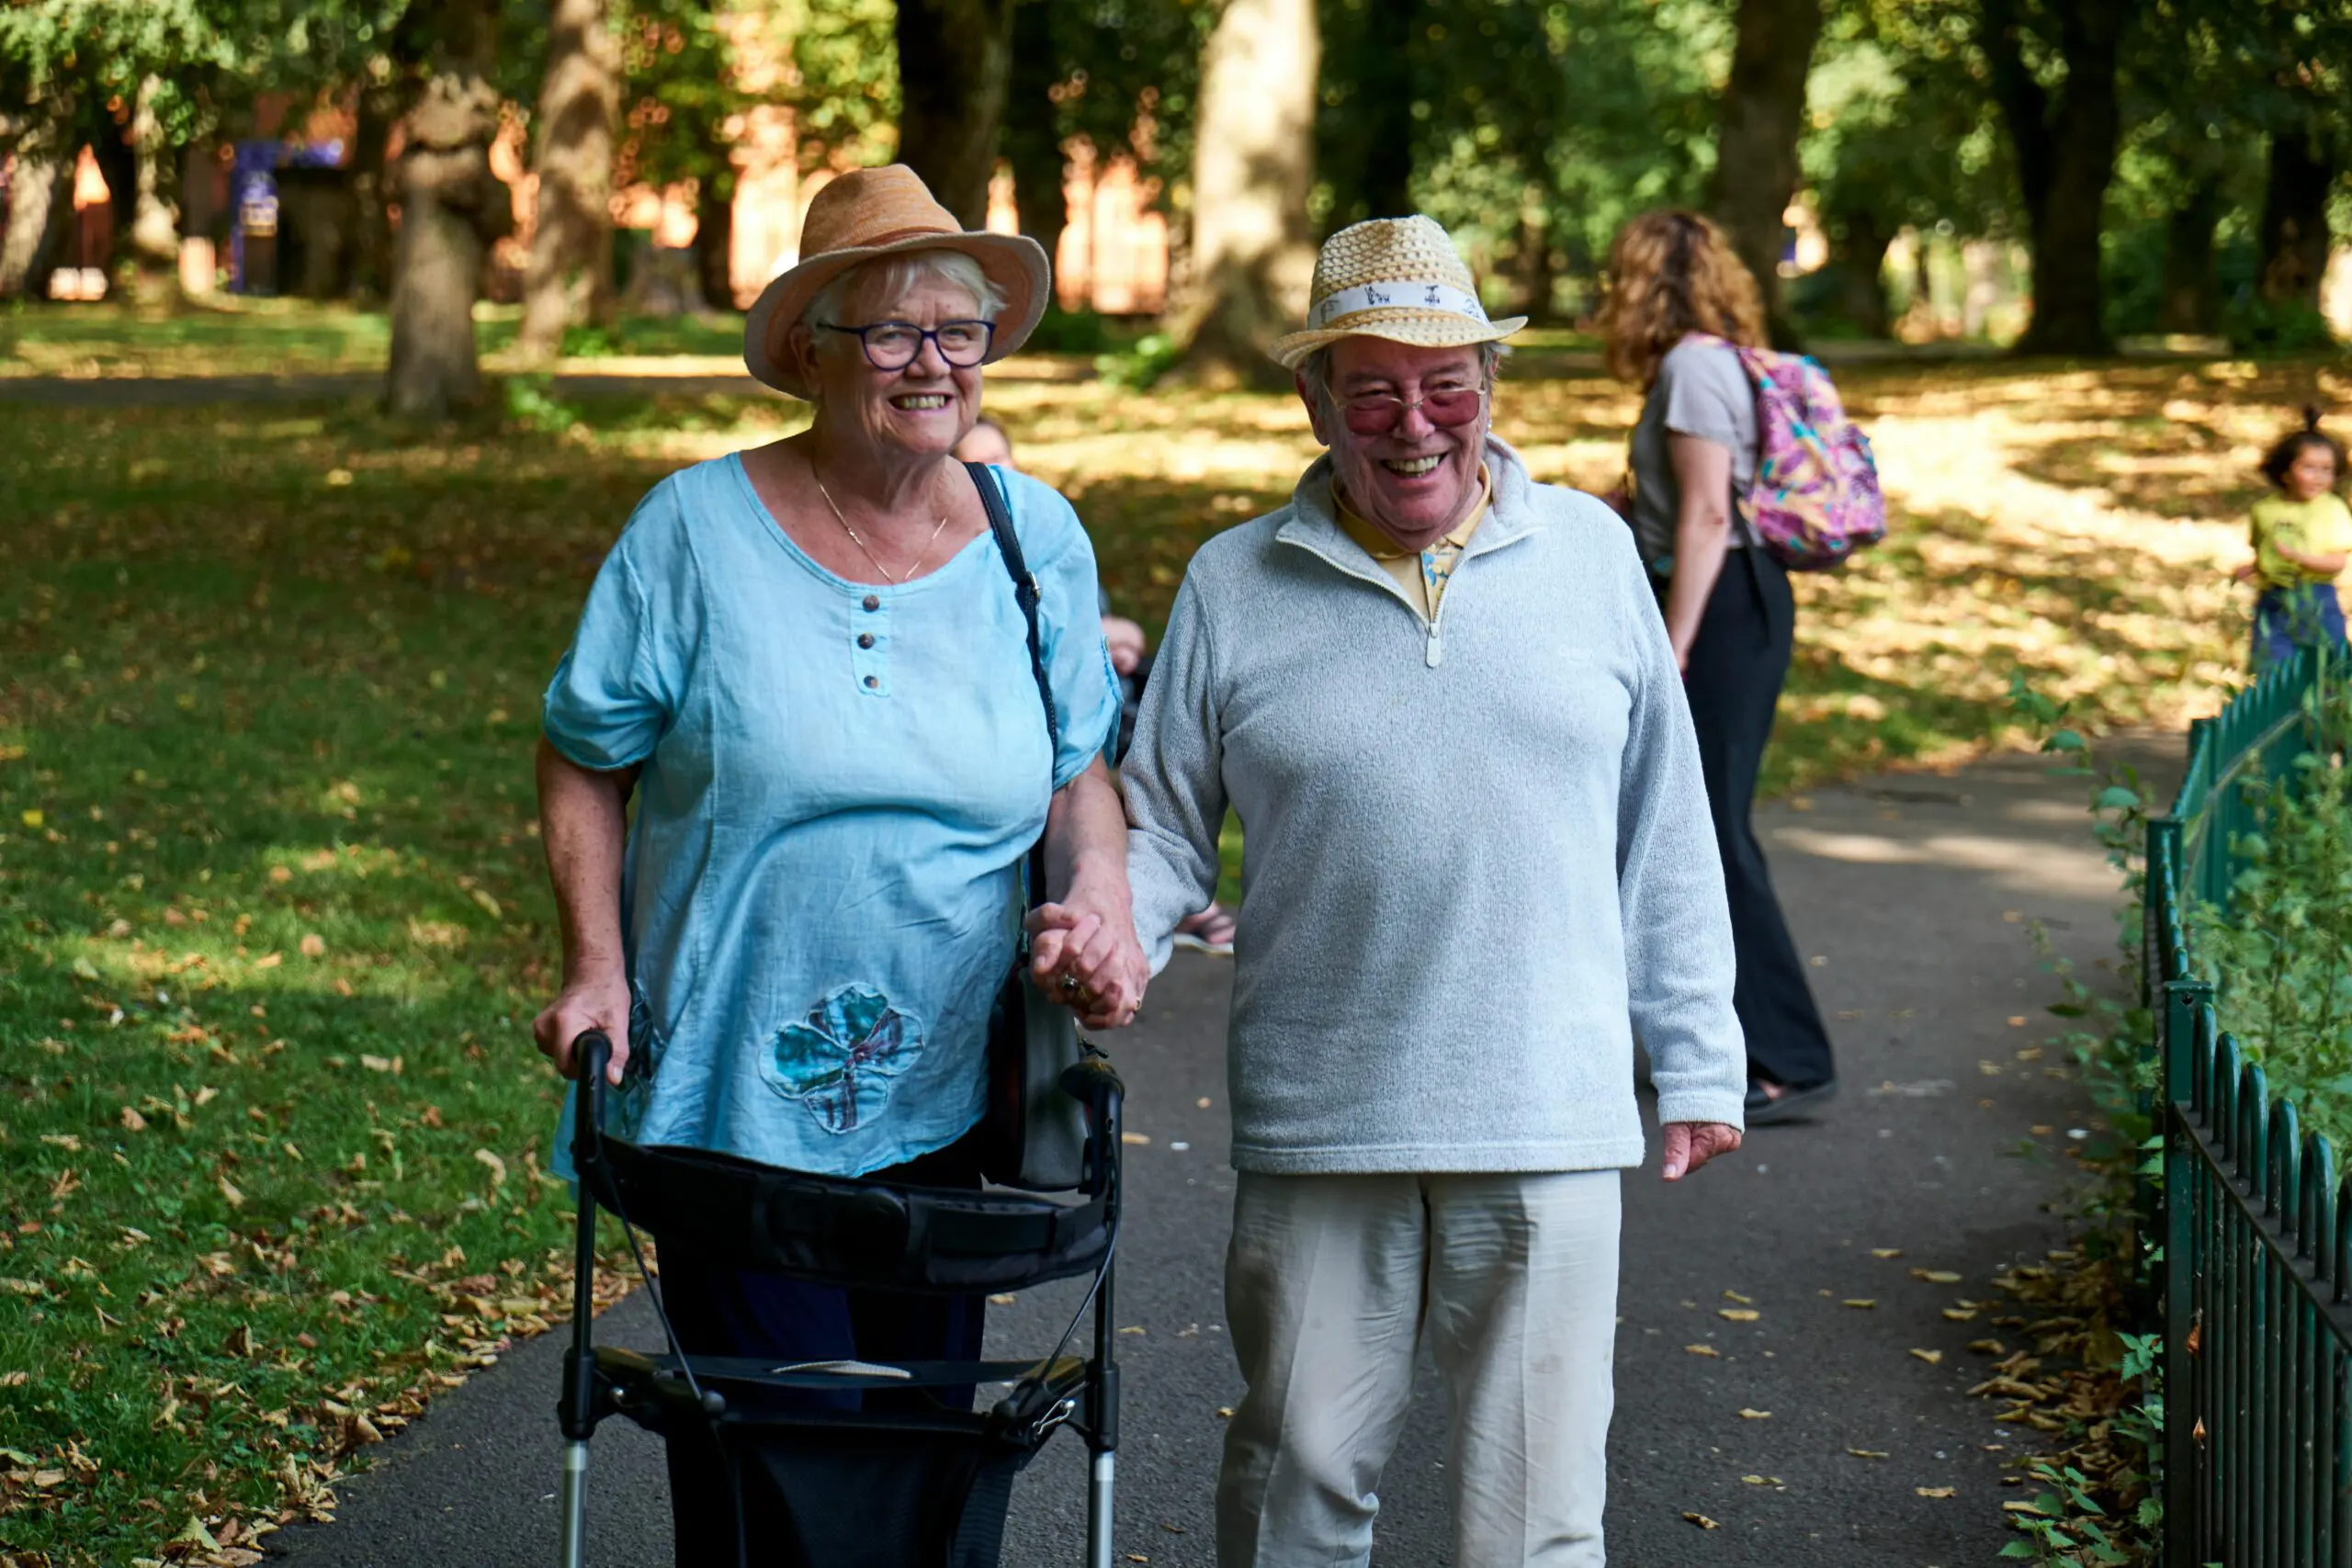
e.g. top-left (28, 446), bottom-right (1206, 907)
top-left (1116, 217), bottom-right (1747, 1566)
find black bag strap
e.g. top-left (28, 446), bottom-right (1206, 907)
top-left (966, 460), bottom-right (1057, 914)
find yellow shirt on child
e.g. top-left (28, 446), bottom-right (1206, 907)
top-left (2251, 492), bottom-right (2352, 589)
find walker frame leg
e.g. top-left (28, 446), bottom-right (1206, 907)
top-left (559, 1438), bottom-right (590, 1568)
top-left (1087, 1450), bottom-right (1116, 1568)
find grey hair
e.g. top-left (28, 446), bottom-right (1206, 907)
top-left (799, 249), bottom-right (1008, 338)
top-left (1298, 339), bottom-right (1510, 422)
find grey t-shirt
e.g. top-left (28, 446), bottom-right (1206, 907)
top-left (1628, 338), bottom-right (1756, 570)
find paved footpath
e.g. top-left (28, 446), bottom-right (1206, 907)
top-left (267, 740), bottom-right (2167, 1568)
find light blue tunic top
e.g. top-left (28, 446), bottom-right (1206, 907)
top-left (543, 454), bottom-right (1120, 1178)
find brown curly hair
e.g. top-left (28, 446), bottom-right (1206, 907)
top-left (2259, 405), bottom-right (2346, 491)
top-left (1596, 210), bottom-right (1766, 389)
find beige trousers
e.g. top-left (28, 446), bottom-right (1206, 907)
top-left (1216, 1169), bottom-right (1622, 1568)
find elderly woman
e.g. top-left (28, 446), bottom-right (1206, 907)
top-left (1597, 209), bottom-right (1838, 1123)
top-left (1091, 214), bottom-right (1744, 1568)
top-left (530, 164), bottom-right (1144, 1558)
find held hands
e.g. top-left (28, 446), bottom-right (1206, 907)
top-left (1660, 1121), bottom-right (1741, 1181)
top-left (534, 972), bottom-right (632, 1084)
top-left (1026, 896), bottom-right (1148, 1030)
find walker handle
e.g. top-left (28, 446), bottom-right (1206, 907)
top-left (572, 1030), bottom-right (613, 1172)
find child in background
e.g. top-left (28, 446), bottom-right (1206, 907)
top-left (954, 417), bottom-right (1238, 956)
top-left (2234, 407), bottom-right (2351, 671)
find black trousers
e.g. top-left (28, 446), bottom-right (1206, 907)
top-left (655, 1131), bottom-right (990, 1567)
top-left (1676, 548), bottom-right (1837, 1089)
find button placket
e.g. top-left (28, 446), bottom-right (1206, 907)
top-left (852, 590), bottom-right (890, 695)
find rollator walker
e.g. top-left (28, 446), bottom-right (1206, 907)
top-left (552, 1029), bottom-right (1126, 1568)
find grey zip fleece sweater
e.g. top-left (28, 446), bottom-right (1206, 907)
top-left (1124, 437), bottom-right (1747, 1174)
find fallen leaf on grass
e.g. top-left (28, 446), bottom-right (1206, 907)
top-left (0, 1371), bottom-right (26, 1386)
top-left (1718, 1308), bottom-right (1759, 1322)
top-left (474, 1149), bottom-right (507, 1186)
top-left (1910, 1269), bottom-right (1962, 1283)
top-left (1848, 1448), bottom-right (1888, 1459)
top-left (1910, 1348), bottom-right (1943, 1365)
top-left (120, 1106), bottom-right (146, 1132)
top-left (218, 1177), bottom-right (244, 1208)
top-left (1684, 1344), bottom-right (1719, 1357)
top-left (1916, 1486), bottom-right (1955, 1498)
top-left (1682, 1512), bottom-right (1718, 1529)
top-left (300, 933), bottom-right (326, 957)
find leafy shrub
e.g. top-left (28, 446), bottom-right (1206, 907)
top-left (2189, 669), bottom-right (2352, 1144)
top-left (1094, 331), bottom-right (1182, 389)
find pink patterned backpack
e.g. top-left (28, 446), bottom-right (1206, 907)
top-left (1688, 333), bottom-right (1885, 570)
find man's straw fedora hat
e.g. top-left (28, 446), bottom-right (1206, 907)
top-left (1268, 216), bottom-right (1526, 369)
top-left (743, 164), bottom-right (1050, 400)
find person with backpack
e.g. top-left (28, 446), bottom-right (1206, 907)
top-left (1597, 209), bottom-right (1880, 1125)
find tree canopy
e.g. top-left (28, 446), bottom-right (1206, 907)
top-left (4, 0), bottom-right (2341, 352)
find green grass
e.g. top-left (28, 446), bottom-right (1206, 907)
top-left (0, 400), bottom-right (681, 1562)
top-left (0, 299), bottom-right (749, 379)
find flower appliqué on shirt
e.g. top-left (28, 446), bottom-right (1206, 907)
top-left (769, 985), bottom-right (922, 1134)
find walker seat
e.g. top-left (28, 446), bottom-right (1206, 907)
top-left (553, 1032), bottom-right (1127, 1568)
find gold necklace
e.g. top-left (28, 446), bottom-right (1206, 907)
top-left (813, 464), bottom-right (953, 585)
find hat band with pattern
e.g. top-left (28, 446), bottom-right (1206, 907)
top-left (1307, 280), bottom-right (1491, 330)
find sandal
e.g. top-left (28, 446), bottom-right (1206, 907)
top-left (1171, 903), bottom-right (1237, 957)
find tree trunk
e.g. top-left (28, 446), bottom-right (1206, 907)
top-left (517, 0), bottom-right (620, 359)
top-left (1001, 0), bottom-right (1067, 291)
top-left (1174, 0), bottom-right (1320, 389)
top-left (1349, 0), bottom-right (1419, 225)
top-left (387, 0), bottom-right (509, 421)
top-left (1709, 0), bottom-right (1824, 348)
top-left (2258, 123), bottom-right (2334, 312)
top-left (1980, 0), bottom-right (2131, 356)
top-left (695, 167), bottom-right (735, 311)
top-left (1830, 207), bottom-right (1893, 337)
top-left (895, 0), bottom-right (1017, 228)
top-left (0, 114), bottom-right (73, 299)
top-left (129, 78), bottom-right (181, 287)
top-left (351, 85), bottom-right (402, 301)
top-left (1508, 185), bottom-right (1555, 321)
top-left (2156, 177), bottom-right (2222, 334)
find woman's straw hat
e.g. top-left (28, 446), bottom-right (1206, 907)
top-left (743, 164), bottom-right (1050, 400)
top-left (1268, 216), bottom-right (1526, 369)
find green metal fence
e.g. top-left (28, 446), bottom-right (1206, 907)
top-left (2149, 649), bottom-right (2341, 1568)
